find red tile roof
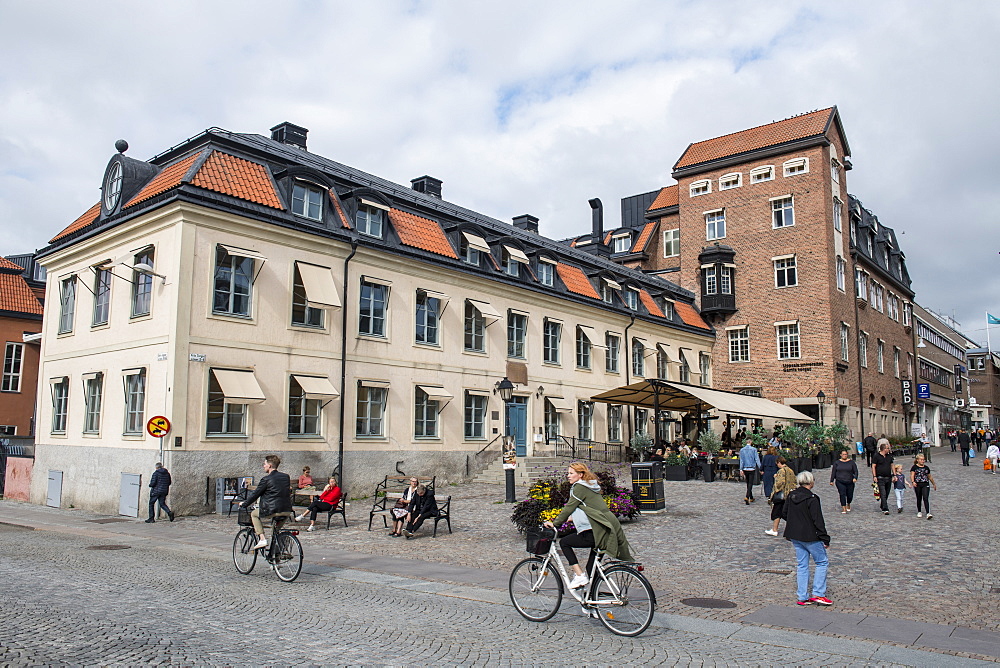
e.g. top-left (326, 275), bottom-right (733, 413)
top-left (556, 263), bottom-right (600, 300)
top-left (675, 108), bottom-right (835, 169)
top-left (49, 202), bottom-right (101, 243)
top-left (675, 301), bottom-right (711, 330)
top-left (647, 185), bottom-right (679, 211)
top-left (387, 209), bottom-right (458, 259)
top-left (125, 152), bottom-right (202, 208)
top-left (189, 151), bottom-right (283, 209)
top-left (0, 258), bottom-right (23, 272)
top-left (631, 222), bottom-right (657, 253)
top-left (603, 231), bottom-right (612, 246)
top-left (0, 264), bottom-right (43, 316)
top-left (638, 289), bottom-right (664, 318)
top-left (330, 192), bottom-right (351, 229)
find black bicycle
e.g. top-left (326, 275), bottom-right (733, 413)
top-left (233, 505), bottom-right (303, 582)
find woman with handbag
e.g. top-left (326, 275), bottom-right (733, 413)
top-left (765, 457), bottom-right (796, 536)
top-left (389, 477), bottom-right (419, 537)
top-left (828, 449), bottom-right (859, 513)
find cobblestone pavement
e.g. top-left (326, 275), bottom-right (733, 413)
top-left (0, 523), bottom-right (970, 667)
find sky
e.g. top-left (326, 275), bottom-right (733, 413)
top-left (1, 1), bottom-right (998, 343)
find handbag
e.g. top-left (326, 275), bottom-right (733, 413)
top-left (771, 490), bottom-right (785, 502)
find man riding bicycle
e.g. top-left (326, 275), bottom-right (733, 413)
top-left (240, 454), bottom-right (294, 550)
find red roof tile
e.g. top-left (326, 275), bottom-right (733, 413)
top-left (387, 209), bottom-right (458, 259)
top-left (603, 231), bottom-right (612, 246)
top-left (647, 185), bottom-right (679, 211)
top-left (125, 153), bottom-right (202, 208)
top-left (0, 271), bottom-right (43, 315)
top-left (675, 108), bottom-right (834, 169)
top-left (675, 301), bottom-right (711, 330)
top-left (631, 222), bottom-right (657, 253)
top-left (638, 289), bottom-right (664, 318)
top-left (0, 257), bottom-right (24, 271)
top-left (330, 192), bottom-right (351, 229)
top-left (189, 151), bottom-right (282, 209)
top-left (49, 202), bottom-right (101, 243)
top-left (556, 263), bottom-right (600, 300)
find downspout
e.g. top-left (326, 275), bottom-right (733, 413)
top-left (337, 240), bottom-right (359, 487)
top-left (852, 254), bottom-right (865, 438)
top-left (623, 314), bottom-right (636, 447)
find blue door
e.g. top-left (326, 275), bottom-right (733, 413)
top-left (506, 397), bottom-right (528, 456)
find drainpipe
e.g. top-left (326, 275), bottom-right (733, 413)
top-left (852, 254), bottom-right (865, 438)
top-left (337, 240), bottom-right (359, 488)
top-left (623, 314), bottom-right (636, 447)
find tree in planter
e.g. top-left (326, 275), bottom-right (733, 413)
top-left (697, 429), bottom-right (722, 455)
top-left (782, 425), bottom-right (808, 455)
top-left (826, 422), bottom-right (850, 455)
top-left (630, 431), bottom-right (653, 460)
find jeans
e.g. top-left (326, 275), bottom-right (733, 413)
top-left (914, 484), bottom-right (930, 513)
top-left (762, 470), bottom-right (777, 498)
top-left (148, 493), bottom-right (171, 521)
top-left (560, 529), bottom-right (597, 573)
top-left (743, 470), bottom-right (757, 500)
top-left (834, 480), bottom-right (855, 507)
top-left (894, 488), bottom-right (905, 508)
top-left (791, 539), bottom-right (828, 601)
top-left (876, 477), bottom-right (893, 512)
top-left (961, 449), bottom-right (970, 466)
top-left (305, 499), bottom-right (333, 522)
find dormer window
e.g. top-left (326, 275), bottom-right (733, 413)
top-left (662, 300), bottom-right (676, 320)
top-left (537, 258), bottom-right (555, 286)
top-left (355, 200), bottom-right (387, 238)
top-left (719, 173), bottom-right (742, 190)
top-left (783, 158), bottom-right (808, 176)
top-left (624, 287), bottom-right (639, 310)
top-left (104, 161), bottom-right (123, 210)
top-left (460, 231), bottom-right (490, 266)
top-left (612, 233), bottom-right (631, 253)
top-left (690, 180), bottom-right (711, 197)
top-left (291, 181), bottom-right (323, 221)
top-left (502, 245), bottom-right (528, 277)
top-left (601, 277), bottom-right (620, 304)
top-left (750, 166), bottom-right (774, 183)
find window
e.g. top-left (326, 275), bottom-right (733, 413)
top-left (464, 392), bottom-right (487, 440)
top-left (537, 260), bottom-right (554, 286)
top-left (690, 179), bottom-right (711, 197)
top-left (902, 302), bottom-right (911, 327)
top-left (2, 343), bottom-right (23, 392)
top-left (414, 388), bottom-right (439, 438)
top-left (507, 311), bottom-right (526, 358)
top-left (605, 333), bottom-right (620, 373)
top-left (866, 232), bottom-right (874, 256)
top-left (359, 279), bottom-right (388, 337)
top-left (662, 228), bottom-right (680, 258)
top-left (461, 240), bottom-right (480, 265)
top-left (855, 269), bottom-right (868, 300)
top-left (836, 257), bottom-right (846, 291)
top-left (662, 300), bottom-right (676, 320)
top-left (0, 426), bottom-right (14, 436)
top-left (206, 371), bottom-right (247, 435)
top-left (632, 339), bottom-right (645, 377)
top-left (704, 267), bottom-right (717, 295)
top-left (543, 319), bottom-right (561, 364)
top-left (877, 340), bottom-right (885, 373)
top-left (783, 157), bottom-right (808, 176)
top-left (705, 210), bottom-right (725, 240)
top-left (679, 355), bottom-right (691, 383)
top-left (830, 158), bottom-right (840, 184)
top-left (124, 369), bottom-right (146, 435)
top-left (624, 288), bottom-right (639, 310)
top-left (291, 265), bottom-right (324, 328)
top-left (287, 377), bottom-right (322, 436)
top-left (907, 353), bottom-right (913, 379)
top-left (576, 327), bottom-right (592, 369)
top-left (893, 346), bottom-right (901, 378)
top-left (871, 283), bottom-right (884, 312)
top-left (887, 294), bottom-right (899, 321)
top-left (58, 276), bottom-right (76, 333)
top-left (656, 349), bottom-right (671, 379)
top-left (601, 282), bottom-right (614, 304)
top-left (771, 197), bottom-right (794, 228)
top-left (699, 353), bottom-right (710, 386)
top-left (612, 234), bottom-right (631, 253)
top-left (728, 328), bottom-right (749, 363)
top-left (83, 374), bottom-right (103, 433)
top-left (859, 332), bottom-right (869, 368)
top-left (719, 266), bottom-right (732, 294)
top-left (840, 323), bottom-right (850, 362)
top-left (464, 301), bottom-right (486, 352)
top-left (51, 378), bottom-right (68, 433)
top-left (750, 165), bottom-right (774, 183)
top-left (356, 384), bottom-right (387, 437)
top-left (634, 408), bottom-right (648, 435)
top-left (544, 399), bottom-right (560, 441)
top-left (505, 251), bottom-right (520, 276)
top-left (460, 231), bottom-right (489, 266)
top-left (355, 203), bottom-right (384, 238)
top-left (131, 248), bottom-right (154, 317)
top-left (291, 182), bottom-right (323, 221)
top-left (850, 220), bottom-right (858, 245)
top-left (833, 197), bottom-right (843, 232)
top-left (719, 173), bottom-right (741, 190)
top-left (415, 292), bottom-right (440, 345)
top-left (577, 401), bottom-right (593, 440)
top-left (608, 405), bottom-right (622, 442)
top-left (213, 248), bottom-right (253, 317)
top-left (774, 256), bottom-right (797, 288)
top-left (93, 268), bottom-right (111, 326)
top-left (776, 323), bottom-right (800, 360)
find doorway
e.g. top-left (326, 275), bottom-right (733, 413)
top-left (506, 396), bottom-right (528, 456)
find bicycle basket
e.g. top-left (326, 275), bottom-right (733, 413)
top-left (525, 527), bottom-right (555, 555)
top-left (237, 505), bottom-right (254, 527)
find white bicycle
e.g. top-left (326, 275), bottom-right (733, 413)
top-left (508, 526), bottom-right (656, 637)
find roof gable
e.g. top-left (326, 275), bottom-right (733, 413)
top-left (647, 185), bottom-right (679, 211)
top-left (387, 209), bottom-right (458, 259)
top-left (556, 263), bottom-right (600, 300)
top-left (631, 222), bottom-right (657, 254)
top-left (0, 271), bottom-right (43, 316)
top-left (189, 151), bottom-right (283, 209)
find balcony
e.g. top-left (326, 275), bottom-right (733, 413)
top-left (701, 293), bottom-right (736, 314)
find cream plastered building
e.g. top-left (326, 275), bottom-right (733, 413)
top-left (33, 123), bottom-right (714, 514)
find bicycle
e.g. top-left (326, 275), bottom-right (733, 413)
top-left (509, 526), bottom-right (656, 637)
top-left (233, 504), bottom-right (303, 582)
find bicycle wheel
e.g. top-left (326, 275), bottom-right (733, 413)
top-left (509, 556), bottom-right (563, 622)
top-left (271, 532), bottom-right (303, 582)
top-left (233, 528), bottom-right (257, 575)
top-left (592, 565), bottom-right (655, 637)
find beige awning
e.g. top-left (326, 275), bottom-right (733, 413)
top-left (655, 343), bottom-right (671, 357)
top-left (603, 277), bottom-right (622, 290)
top-left (212, 369), bottom-right (266, 405)
top-left (417, 385), bottom-right (454, 408)
top-left (591, 379), bottom-right (812, 422)
top-left (503, 246), bottom-right (530, 264)
top-left (296, 262), bottom-right (341, 308)
top-left (359, 379), bottom-right (390, 389)
top-left (418, 289), bottom-right (451, 312)
top-left (468, 299), bottom-right (501, 326)
top-left (538, 256), bottom-right (558, 265)
top-left (219, 244), bottom-right (267, 262)
top-left (546, 397), bottom-right (574, 413)
top-left (359, 197), bottom-right (390, 212)
top-left (81, 371), bottom-right (102, 382)
top-left (577, 325), bottom-right (606, 349)
top-left (292, 375), bottom-right (339, 400)
top-left (462, 232), bottom-right (491, 254)
top-left (678, 347), bottom-right (694, 369)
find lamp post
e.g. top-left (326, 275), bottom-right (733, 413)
top-left (817, 390), bottom-right (827, 426)
top-left (497, 377), bottom-right (516, 503)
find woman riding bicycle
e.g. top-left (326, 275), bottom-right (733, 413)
top-left (543, 462), bottom-right (633, 590)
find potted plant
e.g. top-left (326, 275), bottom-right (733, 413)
top-left (696, 430), bottom-right (722, 482)
top-left (630, 431), bottom-right (653, 461)
top-left (662, 452), bottom-right (688, 481)
top-left (782, 424), bottom-right (811, 472)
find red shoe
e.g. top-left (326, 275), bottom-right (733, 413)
top-left (796, 599), bottom-right (813, 606)
top-left (810, 596), bottom-right (833, 606)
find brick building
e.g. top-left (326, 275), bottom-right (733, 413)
top-left (910, 306), bottom-right (974, 442)
top-left (0, 256), bottom-right (44, 436)
top-left (967, 347), bottom-right (999, 430)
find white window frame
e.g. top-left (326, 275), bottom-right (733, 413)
top-left (831, 158), bottom-right (841, 184)
top-left (662, 228), bottom-right (680, 258)
top-left (773, 256), bottom-right (797, 288)
top-left (605, 333), bottom-right (620, 373)
top-left (507, 310), bottom-right (527, 359)
top-left (836, 257), bottom-right (846, 292)
top-left (359, 278), bottom-right (389, 338)
top-left (840, 323), bottom-right (850, 362)
top-left (464, 391), bottom-right (487, 440)
top-left (291, 264), bottom-right (325, 329)
top-left (877, 340), bottom-right (885, 373)
top-left (699, 352), bottom-right (710, 386)
top-left (131, 248), bottom-right (154, 318)
top-left (543, 319), bottom-right (562, 365)
top-left (537, 260), bottom-right (554, 286)
top-left (2, 343), bottom-right (23, 393)
top-left (123, 369), bottom-right (146, 435)
top-left (728, 327), bottom-right (749, 363)
top-left (631, 338), bottom-right (645, 377)
top-left (719, 172), bottom-right (742, 190)
top-left (50, 377), bottom-right (68, 434)
top-left (690, 179), bottom-right (711, 197)
top-left (83, 373), bottom-right (103, 434)
top-left (577, 401), bottom-right (593, 440)
top-left (288, 376), bottom-right (322, 437)
top-left (624, 288), bottom-right (639, 310)
top-left (355, 202), bottom-right (385, 238)
top-left (776, 322), bottom-right (801, 360)
top-left (576, 327), bottom-right (592, 370)
top-left (464, 301), bottom-right (486, 353)
top-left (291, 181), bottom-right (324, 221)
top-left (415, 291), bottom-right (440, 346)
top-left (607, 405), bottom-right (622, 442)
top-left (58, 276), bottom-right (76, 334)
top-left (859, 332), bottom-right (869, 368)
top-left (612, 234), bottom-right (631, 254)
top-left (833, 197), bottom-right (843, 232)
top-left (750, 165), bottom-right (774, 183)
top-left (356, 384), bottom-right (387, 437)
top-left (213, 247), bottom-right (254, 318)
top-left (771, 196), bottom-right (795, 228)
top-left (413, 387), bottom-right (439, 439)
top-left (92, 267), bottom-right (111, 326)
top-left (705, 209), bottom-right (726, 241)
top-left (783, 157), bottom-right (809, 176)
top-left (704, 266), bottom-right (717, 295)
top-left (855, 269), bottom-right (868, 300)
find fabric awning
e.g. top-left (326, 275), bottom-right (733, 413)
top-left (212, 369), bottom-right (266, 405)
top-left (590, 379), bottom-right (812, 422)
top-left (577, 325), bottom-right (606, 349)
top-left (655, 343), bottom-right (671, 357)
top-left (359, 198), bottom-right (390, 212)
top-left (678, 347), bottom-right (694, 369)
top-left (296, 262), bottom-right (341, 308)
top-left (545, 397), bottom-right (574, 413)
top-left (417, 385), bottom-right (454, 407)
top-left (603, 277), bottom-right (622, 290)
top-left (219, 244), bottom-right (267, 262)
top-left (503, 246), bottom-right (530, 264)
top-left (462, 232), bottom-right (491, 254)
top-left (418, 289), bottom-right (451, 312)
top-left (358, 379), bottom-right (390, 389)
top-left (468, 299), bottom-right (501, 326)
top-left (81, 371), bottom-right (102, 382)
top-left (292, 375), bottom-right (339, 400)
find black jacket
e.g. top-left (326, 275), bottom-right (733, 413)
top-left (863, 435), bottom-right (877, 453)
top-left (407, 489), bottom-right (439, 517)
top-left (149, 468), bottom-right (171, 496)
top-left (244, 470), bottom-right (293, 517)
top-left (781, 486), bottom-right (830, 546)
top-left (829, 459), bottom-right (858, 483)
top-left (958, 432), bottom-right (972, 449)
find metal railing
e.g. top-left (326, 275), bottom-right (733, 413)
top-left (466, 434), bottom-right (505, 477)
top-left (553, 436), bottom-right (630, 464)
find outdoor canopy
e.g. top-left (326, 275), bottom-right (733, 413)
top-left (590, 379), bottom-right (813, 422)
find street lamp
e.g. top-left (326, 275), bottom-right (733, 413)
top-left (496, 377), bottom-right (516, 503)
top-left (817, 390), bottom-right (827, 425)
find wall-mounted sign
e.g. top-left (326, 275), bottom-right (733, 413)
top-left (189, 353), bottom-right (206, 362)
top-left (900, 379), bottom-right (913, 405)
top-left (916, 383), bottom-right (931, 399)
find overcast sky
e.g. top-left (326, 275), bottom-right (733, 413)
top-left (2, 1), bottom-right (997, 342)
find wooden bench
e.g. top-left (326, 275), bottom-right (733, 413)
top-left (291, 477), bottom-right (347, 529)
top-left (431, 496), bottom-right (452, 537)
top-left (368, 476), bottom-right (435, 531)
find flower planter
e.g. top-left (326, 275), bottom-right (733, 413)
top-left (794, 456), bottom-right (812, 473)
top-left (662, 465), bottom-right (687, 481)
top-left (700, 461), bottom-right (715, 482)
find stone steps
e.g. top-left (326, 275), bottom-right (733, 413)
top-left (472, 457), bottom-right (564, 485)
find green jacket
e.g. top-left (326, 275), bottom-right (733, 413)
top-left (552, 481), bottom-right (634, 561)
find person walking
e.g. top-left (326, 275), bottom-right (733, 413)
top-left (782, 471), bottom-right (832, 606)
top-left (948, 430), bottom-right (957, 452)
top-left (986, 441), bottom-right (999, 474)
top-left (909, 453), bottom-right (938, 519)
top-left (739, 438), bottom-right (762, 504)
top-left (765, 457), bottom-right (796, 536)
top-left (863, 432), bottom-right (877, 467)
top-left (957, 428), bottom-right (972, 466)
top-left (829, 449), bottom-right (858, 513)
top-left (891, 464), bottom-right (909, 513)
top-left (761, 446), bottom-right (779, 499)
top-left (145, 462), bottom-right (174, 523)
top-left (871, 440), bottom-right (894, 515)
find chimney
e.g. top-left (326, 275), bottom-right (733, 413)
top-left (580, 198), bottom-right (610, 257)
top-left (270, 122), bottom-right (309, 150)
top-left (512, 214), bottom-right (539, 233)
top-left (411, 175), bottom-right (442, 199)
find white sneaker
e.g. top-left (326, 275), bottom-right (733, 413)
top-left (306, 525), bottom-right (315, 532)
top-left (916, 512), bottom-right (922, 518)
top-left (764, 529), bottom-right (779, 536)
top-left (294, 513), bottom-right (306, 522)
top-left (569, 574), bottom-right (590, 589)
top-left (252, 537), bottom-right (268, 550)
top-left (581, 605), bottom-right (599, 619)
top-left (926, 514), bottom-right (933, 520)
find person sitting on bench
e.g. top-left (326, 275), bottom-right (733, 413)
top-left (402, 484), bottom-right (438, 539)
top-left (294, 475), bottom-right (342, 532)
top-left (390, 476), bottom-right (420, 537)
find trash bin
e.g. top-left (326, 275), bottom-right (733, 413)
top-left (631, 462), bottom-right (665, 511)
top-left (700, 460), bottom-right (715, 482)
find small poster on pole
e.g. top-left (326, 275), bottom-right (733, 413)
top-left (502, 435), bottom-right (517, 469)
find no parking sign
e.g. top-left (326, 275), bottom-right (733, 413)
top-left (146, 416), bottom-right (171, 438)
